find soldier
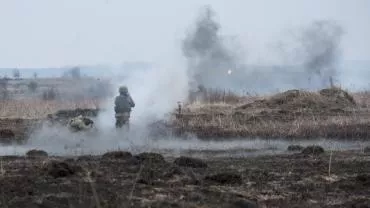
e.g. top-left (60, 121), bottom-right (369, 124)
top-left (114, 86), bottom-right (135, 128)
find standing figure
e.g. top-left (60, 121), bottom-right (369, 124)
top-left (114, 86), bottom-right (135, 129)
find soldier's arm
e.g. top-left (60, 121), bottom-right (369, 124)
top-left (129, 95), bottom-right (135, 107)
top-left (114, 96), bottom-right (119, 106)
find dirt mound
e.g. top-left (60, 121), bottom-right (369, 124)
top-left (43, 160), bottom-right (81, 178)
top-left (287, 145), bottom-right (304, 151)
top-left (163, 165), bottom-right (186, 178)
top-left (174, 156), bottom-right (208, 168)
top-left (102, 151), bottom-right (132, 160)
top-left (237, 88), bottom-right (356, 113)
top-left (364, 146), bottom-right (370, 154)
top-left (136, 160), bottom-right (169, 185)
top-left (319, 87), bottom-right (356, 105)
top-left (204, 172), bottom-right (243, 185)
top-left (134, 152), bottom-right (166, 164)
top-left (356, 174), bottom-right (370, 186)
top-left (229, 199), bottom-right (258, 208)
top-left (302, 145), bottom-right (325, 155)
top-left (246, 169), bottom-right (273, 182)
top-left (26, 149), bottom-right (48, 158)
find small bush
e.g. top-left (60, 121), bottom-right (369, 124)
top-left (42, 88), bottom-right (58, 100)
top-left (28, 81), bottom-right (38, 92)
top-left (43, 160), bottom-right (77, 178)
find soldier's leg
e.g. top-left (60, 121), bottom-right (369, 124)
top-left (115, 116), bottom-right (123, 128)
top-left (115, 118), bottom-right (120, 128)
top-left (123, 119), bottom-right (129, 131)
top-left (123, 113), bottom-right (130, 131)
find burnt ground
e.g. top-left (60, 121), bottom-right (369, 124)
top-left (0, 149), bottom-right (369, 208)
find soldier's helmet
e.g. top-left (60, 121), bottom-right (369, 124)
top-left (119, 86), bottom-right (128, 94)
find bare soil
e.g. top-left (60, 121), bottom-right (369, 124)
top-left (0, 149), bottom-right (369, 207)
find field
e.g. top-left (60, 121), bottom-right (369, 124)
top-left (0, 78), bottom-right (370, 207)
top-left (0, 148), bottom-right (369, 207)
top-left (171, 88), bottom-right (370, 139)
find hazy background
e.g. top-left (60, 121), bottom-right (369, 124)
top-left (0, 0), bottom-right (369, 66)
top-left (0, 0), bottom-right (369, 155)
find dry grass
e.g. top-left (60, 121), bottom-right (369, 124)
top-left (172, 89), bottom-right (370, 139)
top-left (173, 113), bottom-right (370, 139)
top-left (353, 91), bottom-right (370, 108)
top-left (0, 99), bottom-right (101, 119)
top-left (188, 88), bottom-right (244, 104)
top-left (1, 86), bottom-right (370, 139)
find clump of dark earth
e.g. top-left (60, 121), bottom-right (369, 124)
top-left (364, 146), bottom-right (370, 153)
top-left (102, 150), bottom-right (132, 160)
top-left (136, 164), bottom-right (164, 185)
top-left (245, 169), bottom-right (273, 183)
top-left (230, 199), bottom-right (259, 208)
top-left (301, 145), bottom-right (325, 155)
top-left (174, 156), bottom-right (208, 168)
top-left (77, 155), bottom-right (99, 161)
top-left (43, 160), bottom-right (80, 178)
top-left (341, 199), bottom-right (370, 208)
top-left (356, 174), bottom-right (370, 186)
top-left (204, 172), bottom-right (243, 185)
top-left (163, 165), bottom-right (185, 178)
top-left (134, 153), bottom-right (169, 185)
top-left (134, 152), bottom-right (166, 164)
top-left (287, 145), bottom-right (304, 151)
top-left (26, 149), bottom-right (48, 158)
top-left (149, 201), bottom-right (186, 208)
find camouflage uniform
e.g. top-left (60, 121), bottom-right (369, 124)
top-left (114, 86), bottom-right (135, 128)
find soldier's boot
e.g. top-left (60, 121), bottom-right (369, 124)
top-left (115, 118), bottom-right (123, 128)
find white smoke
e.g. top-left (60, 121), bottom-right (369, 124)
top-left (96, 62), bottom-right (189, 130)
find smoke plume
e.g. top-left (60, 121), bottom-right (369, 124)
top-left (276, 20), bottom-right (344, 88)
top-left (182, 5), bottom-right (246, 92)
top-left (300, 20), bottom-right (344, 86)
top-left (181, 6), bottom-right (346, 94)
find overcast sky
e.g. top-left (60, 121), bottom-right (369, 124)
top-left (0, 0), bottom-right (369, 68)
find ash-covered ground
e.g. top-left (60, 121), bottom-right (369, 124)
top-left (0, 145), bottom-right (369, 208)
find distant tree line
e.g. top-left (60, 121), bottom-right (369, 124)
top-left (62, 67), bottom-right (81, 79)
